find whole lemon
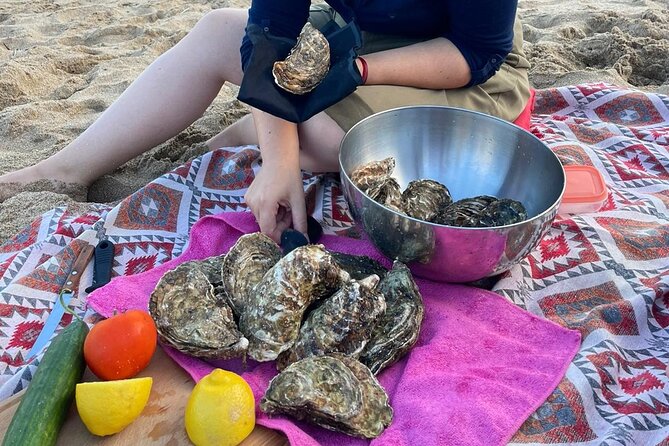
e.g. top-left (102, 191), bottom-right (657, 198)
top-left (185, 369), bottom-right (256, 446)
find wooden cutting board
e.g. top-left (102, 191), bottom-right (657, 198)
top-left (0, 346), bottom-right (288, 445)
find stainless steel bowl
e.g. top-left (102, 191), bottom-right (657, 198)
top-left (339, 106), bottom-right (565, 283)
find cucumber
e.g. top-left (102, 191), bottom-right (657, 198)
top-left (3, 318), bottom-right (89, 446)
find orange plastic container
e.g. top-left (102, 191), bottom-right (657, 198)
top-left (558, 165), bottom-right (608, 215)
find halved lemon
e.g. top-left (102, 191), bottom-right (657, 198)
top-left (76, 376), bottom-right (153, 436)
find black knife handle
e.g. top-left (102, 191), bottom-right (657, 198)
top-left (85, 240), bottom-right (115, 293)
top-left (279, 216), bottom-right (323, 256)
top-left (307, 215), bottom-right (323, 244)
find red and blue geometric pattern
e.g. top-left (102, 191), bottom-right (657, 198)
top-left (498, 84), bottom-right (669, 446)
top-left (1, 84), bottom-right (668, 444)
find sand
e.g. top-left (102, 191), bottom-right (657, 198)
top-left (1, 0), bottom-right (668, 240)
top-left (521, 0), bottom-right (669, 92)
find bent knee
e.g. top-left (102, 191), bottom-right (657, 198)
top-left (184, 8), bottom-right (248, 83)
top-left (298, 114), bottom-right (345, 155)
top-left (192, 8), bottom-right (248, 37)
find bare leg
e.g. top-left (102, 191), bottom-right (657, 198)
top-left (297, 112), bottom-right (346, 173)
top-left (207, 112), bottom-right (345, 173)
top-left (0, 9), bottom-right (248, 189)
top-left (206, 114), bottom-right (258, 149)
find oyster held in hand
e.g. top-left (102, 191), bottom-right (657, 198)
top-left (261, 354), bottom-right (393, 439)
top-left (221, 233), bottom-right (282, 315)
top-left (273, 22), bottom-right (330, 95)
top-left (149, 262), bottom-right (248, 360)
top-left (238, 245), bottom-right (349, 362)
top-left (359, 261), bottom-right (424, 374)
top-left (276, 275), bottom-right (386, 370)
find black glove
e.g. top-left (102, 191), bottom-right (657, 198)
top-left (237, 19), bottom-right (363, 123)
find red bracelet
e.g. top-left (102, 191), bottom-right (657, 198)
top-left (358, 56), bottom-right (368, 85)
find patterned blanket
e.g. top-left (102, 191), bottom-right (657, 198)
top-left (0, 83), bottom-right (667, 445)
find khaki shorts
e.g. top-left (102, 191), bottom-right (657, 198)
top-left (309, 6), bottom-right (531, 131)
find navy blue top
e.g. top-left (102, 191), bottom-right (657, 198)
top-left (240, 0), bottom-right (518, 87)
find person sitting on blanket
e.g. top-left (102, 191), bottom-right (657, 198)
top-left (0, 0), bottom-right (531, 242)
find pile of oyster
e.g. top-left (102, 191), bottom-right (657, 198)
top-left (149, 233), bottom-right (425, 439)
top-left (351, 156), bottom-right (528, 227)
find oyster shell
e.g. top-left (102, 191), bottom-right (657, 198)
top-left (435, 195), bottom-right (498, 227)
top-left (478, 198), bottom-right (528, 227)
top-left (350, 157), bottom-right (396, 193)
top-left (221, 233), bottom-right (282, 315)
top-left (188, 255), bottom-right (227, 301)
top-left (362, 206), bottom-right (435, 264)
top-left (188, 255), bottom-right (224, 285)
top-left (435, 196), bottom-right (528, 227)
top-left (273, 22), bottom-right (330, 95)
top-left (367, 177), bottom-right (403, 210)
top-left (359, 261), bottom-right (424, 374)
top-left (401, 179), bottom-right (453, 222)
top-left (149, 262), bottom-right (248, 360)
top-left (238, 245), bottom-right (349, 362)
top-left (276, 275), bottom-right (386, 370)
top-left (329, 251), bottom-right (387, 281)
top-left (261, 354), bottom-right (393, 439)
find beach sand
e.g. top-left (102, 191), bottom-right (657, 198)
top-left (1, 0), bottom-right (668, 240)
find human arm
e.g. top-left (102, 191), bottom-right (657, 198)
top-left (443, 0), bottom-right (518, 87)
top-left (238, 4), bottom-right (362, 124)
top-left (243, 108), bottom-right (308, 242)
top-left (237, 0), bottom-right (312, 240)
top-left (355, 0), bottom-right (518, 89)
top-left (356, 38), bottom-right (472, 89)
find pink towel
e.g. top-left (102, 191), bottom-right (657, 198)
top-left (88, 212), bottom-right (580, 446)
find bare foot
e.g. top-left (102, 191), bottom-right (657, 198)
top-left (0, 165), bottom-right (88, 203)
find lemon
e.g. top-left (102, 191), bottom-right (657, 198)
top-left (76, 377), bottom-right (153, 436)
top-left (185, 369), bottom-right (255, 446)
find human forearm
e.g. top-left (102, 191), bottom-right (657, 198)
top-left (251, 108), bottom-right (300, 167)
top-left (358, 38), bottom-right (472, 90)
top-left (246, 107), bottom-right (308, 239)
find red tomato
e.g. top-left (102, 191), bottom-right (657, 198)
top-left (83, 310), bottom-right (158, 381)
